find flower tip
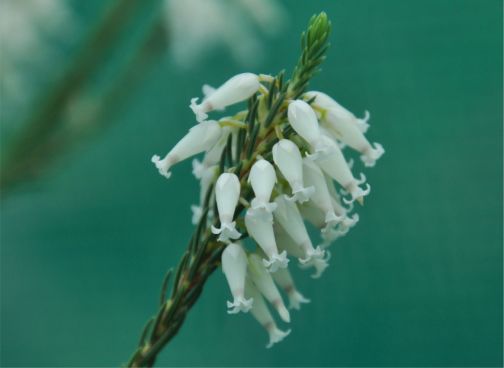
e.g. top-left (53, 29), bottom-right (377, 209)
top-left (212, 222), bottom-right (242, 242)
top-left (361, 142), bottom-right (385, 167)
top-left (357, 110), bottom-right (371, 133)
top-left (266, 327), bottom-right (291, 349)
top-left (190, 97), bottom-right (208, 123)
top-left (151, 154), bottom-right (172, 179)
top-left (288, 290), bottom-right (311, 310)
top-left (289, 186), bottom-right (315, 204)
top-left (262, 251), bottom-right (289, 273)
top-left (227, 296), bottom-right (253, 314)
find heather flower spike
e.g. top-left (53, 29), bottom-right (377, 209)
top-left (245, 279), bottom-right (291, 348)
top-left (134, 13), bottom-right (385, 362)
top-left (272, 139), bottom-right (315, 203)
top-left (211, 173), bottom-right (241, 241)
top-left (248, 159), bottom-right (278, 219)
top-left (272, 267), bottom-right (311, 310)
top-left (190, 72), bottom-right (260, 122)
top-left (151, 121), bottom-right (222, 179)
top-left (245, 209), bottom-right (288, 272)
top-left (248, 254), bottom-right (290, 323)
top-left (222, 243), bottom-right (253, 314)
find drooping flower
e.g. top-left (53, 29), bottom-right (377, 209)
top-left (151, 121), bottom-right (222, 179)
top-left (287, 99), bottom-right (331, 158)
top-left (248, 159), bottom-right (277, 219)
top-left (313, 134), bottom-right (370, 204)
top-left (211, 173), bottom-right (242, 241)
top-left (302, 158), bottom-right (343, 229)
top-left (272, 139), bottom-right (315, 203)
top-left (306, 91), bottom-right (384, 167)
top-left (190, 73), bottom-right (260, 122)
top-left (245, 279), bottom-right (291, 348)
top-left (271, 267), bottom-right (310, 310)
top-left (273, 195), bottom-right (329, 278)
top-left (222, 243), bottom-right (253, 313)
top-left (247, 253), bottom-right (290, 322)
top-left (245, 209), bottom-right (288, 272)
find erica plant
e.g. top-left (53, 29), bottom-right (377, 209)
top-left (128, 12), bottom-right (384, 367)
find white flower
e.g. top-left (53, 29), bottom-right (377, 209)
top-left (274, 222), bottom-right (329, 279)
top-left (287, 100), bottom-right (331, 158)
top-left (273, 195), bottom-right (329, 278)
top-left (272, 139), bottom-right (315, 203)
top-left (313, 134), bottom-right (370, 204)
top-left (245, 279), bottom-right (291, 348)
top-left (190, 73), bottom-right (260, 122)
top-left (306, 91), bottom-right (384, 167)
top-left (248, 159), bottom-right (277, 219)
top-left (190, 165), bottom-right (217, 224)
top-left (302, 158), bottom-right (344, 229)
top-left (222, 243), bottom-right (253, 314)
top-left (244, 209), bottom-right (288, 272)
top-left (151, 121), bottom-right (222, 179)
top-left (211, 173), bottom-right (242, 241)
top-left (271, 267), bottom-right (310, 310)
top-left (247, 254), bottom-right (290, 322)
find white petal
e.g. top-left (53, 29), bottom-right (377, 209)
top-left (213, 173), bottom-right (241, 241)
top-left (287, 100), bottom-right (320, 146)
top-left (249, 159), bottom-right (277, 214)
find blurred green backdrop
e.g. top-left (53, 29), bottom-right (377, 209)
top-left (1, 0), bottom-right (502, 366)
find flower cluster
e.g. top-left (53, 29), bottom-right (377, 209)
top-left (151, 70), bottom-right (384, 348)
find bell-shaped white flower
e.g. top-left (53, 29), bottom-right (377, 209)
top-left (305, 90), bottom-right (370, 133)
top-left (190, 165), bottom-right (217, 224)
top-left (221, 243), bottom-right (253, 314)
top-left (271, 267), bottom-right (310, 310)
top-left (248, 159), bottom-right (277, 219)
top-left (302, 158), bottom-right (344, 229)
top-left (245, 209), bottom-right (288, 272)
top-left (190, 73), bottom-right (260, 122)
top-left (211, 173), bottom-right (241, 241)
top-left (274, 222), bottom-right (329, 279)
top-left (306, 91), bottom-right (384, 167)
top-left (245, 279), bottom-right (291, 348)
top-left (314, 134), bottom-right (370, 204)
top-left (288, 100), bottom-right (332, 159)
top-left (272, 139), bottom-right (314, 203)
top-left (151, 121), bottom-right (222, 179)
top-left (248, 254), bottom-right (290, 322)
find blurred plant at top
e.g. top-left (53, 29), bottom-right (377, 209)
top-left (0, 0), bottom-right (284, 197)
top-left (164, 0), bottom-right (285, 68)
top-left (127, 12), bottom-right (384, 367)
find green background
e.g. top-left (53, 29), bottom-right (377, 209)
top-left (1, 0), bottom-right (502, 366)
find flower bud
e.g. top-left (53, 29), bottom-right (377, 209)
top-left (272, 267), bottom-right (310, 310)
top-left (151, 121), bottom-right (222, 179)
top-left (222, 243), bottom-right (253, 314)
top-left (314, 134), bottom-right (370, 204)
top-left (248, 254), bottom-right (290, 323)
top-left (211, 173), bottom-right (241, 241)
top-left (248, 159), bottom-right (277, 219)
top-left (245, 279), bottom-right (291, 348)
top-left (272, 139), bottom-right (314, 203)
top-left (245, 209), bottom-right (288, 272)
top-left (190, 73), bottom-right (260, 122)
